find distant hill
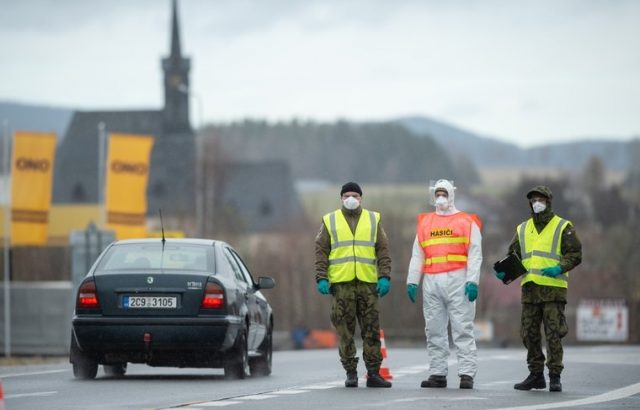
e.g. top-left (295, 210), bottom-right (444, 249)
top-left (210, 119), bottom-right (480, 186)
top-left (2, 101), bottom-right (633, 174)
top-left (0, 101), bottom-right (74, 140)
top-left (397, 116), bottom-right (633, 171)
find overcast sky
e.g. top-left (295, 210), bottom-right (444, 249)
top-left (1, 0), bottom-right (639, 147)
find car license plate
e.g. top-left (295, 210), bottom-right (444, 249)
top-left (123, 296), bottom-right (177, 309)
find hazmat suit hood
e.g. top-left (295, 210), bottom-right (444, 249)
top-left (432, 179), bottom-right (459, 215)
top-left (526, 185), bottom-right (554, 225)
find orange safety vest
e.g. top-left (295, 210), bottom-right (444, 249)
top-left (417, 212), bottom-right (477, 274)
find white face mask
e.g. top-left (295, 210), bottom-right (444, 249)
top-left (435, 196), bottom-right (449, 211)
top-left (342, 196), bottom-right (360, 210)
top-left (532, 201), bottom-right (547, 214)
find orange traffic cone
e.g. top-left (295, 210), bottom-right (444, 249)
top-left (378, 329), bottom-right (393, 380)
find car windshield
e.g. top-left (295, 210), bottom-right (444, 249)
top-left (97, 243), bottom-right (212, 272)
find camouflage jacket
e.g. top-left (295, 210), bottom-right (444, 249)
top-left (508, 208), bottom-right (582, 303)
top-left (315, 206), bottom-right (392, 283)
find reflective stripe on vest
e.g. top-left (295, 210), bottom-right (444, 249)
top-left (518, 215), bottom-right (571, 288)
top-left (323, 209), bottom-right (379, 284)
top-left (417, 212), bottom-right (473, 274)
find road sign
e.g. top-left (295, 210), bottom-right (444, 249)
top-left (577, 299), bottom-right (628, 342)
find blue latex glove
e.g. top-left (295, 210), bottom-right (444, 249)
top-left (495, 271), bottom-right (506, 281)
top-left (464, 282), bottom-right (478, 302)
top-left (407, 283), bottom-right (417, 303)
top-left (376, 277), bottom-right (390, 297)
top-left (541, 265), bottom-right (563, 277)
top-left (317, 279), bottom-right (330, 295)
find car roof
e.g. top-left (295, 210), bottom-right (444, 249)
top-left (112, 238), bottom-right (225, 247)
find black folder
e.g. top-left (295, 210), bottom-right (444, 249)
top-left (493, 252), bottom-right (527, 285)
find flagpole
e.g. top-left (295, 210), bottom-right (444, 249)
top-left (2, 119), bottom-right (11, 357)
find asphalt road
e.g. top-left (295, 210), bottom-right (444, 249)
top-left (1, 346), bottom-right (639, 410)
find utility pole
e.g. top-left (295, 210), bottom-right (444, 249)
top-left (178, 84), bottom-right (205, 237)
top-left (3, 119), bottom-right (12, 357)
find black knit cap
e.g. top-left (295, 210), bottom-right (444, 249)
top-left (340, 181), bottom-right (362, 196)
top-left (526, 185), bottom-right (553, 200)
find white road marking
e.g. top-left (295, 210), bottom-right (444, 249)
top-left (191, 402), bottom-right (242, 407)
top-left (489, 381), bottom-right (640, 410)
top-left (0, 369), bottom-right (68, 378)
top-left (5, 391), bottom-right (57, 399)
top-left (272, 389), bottom-right (307, 395)
top-left (479, 380), bottom-right (519, 386)
top-left (301, 384), bottom-right (338, 389)
top-left (482, 355), bottom-right (518, 361)
top-left (395, 396), bottom-right (486, 403)
top-left (407, 365), bottom-right (429, 370)
top-left (236, 394), bottom-right (278, 400)
top-left (394, 369), bottom-right (423, 374)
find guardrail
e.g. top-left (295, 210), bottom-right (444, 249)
top-left (0, 281), bottom-right (74, 355)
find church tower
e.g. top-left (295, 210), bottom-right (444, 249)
top-left (162, 0), bottom-right (191, 132)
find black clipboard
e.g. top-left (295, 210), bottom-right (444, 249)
top-left (493, 252), bottom-right (527, 285)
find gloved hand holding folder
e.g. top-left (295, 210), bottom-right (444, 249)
top-left (493, 252), bottom-right (527, 285)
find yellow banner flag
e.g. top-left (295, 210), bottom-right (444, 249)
top-left (105, 133), bottom-right (154, 240)
top-left (10, 131), bottom-right (57, 245)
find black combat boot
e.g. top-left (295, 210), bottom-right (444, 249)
top-left (549, 373), bottom-right (562, 392)
top-left (420, 375), bottom-right (447, 388)
top-left (459, 375), bottom-right (474, 389)
top-left (366, 371), bottom-right (392, 388)
top-left (514, 372), bottom-right (546, 390)
top-left (345, 371), bottom-right (358, 388)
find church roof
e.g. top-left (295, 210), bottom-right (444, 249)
top-left (68, 110), bottom-right (163, 136)
top-left (53, 109), bottom-right (163, 204)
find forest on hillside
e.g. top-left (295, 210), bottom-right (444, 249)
top-left (207, 119), bottom-right (479, 187)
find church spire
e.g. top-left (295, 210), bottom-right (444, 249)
top-left (170, 0), bottom-right (182, 58)
top-left (162, 0), bottom-right (191, 132)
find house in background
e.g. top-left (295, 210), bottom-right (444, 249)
top-left (213, 161), bottom-right (306, 234)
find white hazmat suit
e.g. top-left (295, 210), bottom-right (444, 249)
top-left (406, 179), bottom-right (482, 378)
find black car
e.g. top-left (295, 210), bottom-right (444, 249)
top-left (70, 238), bottom-right (275, 380)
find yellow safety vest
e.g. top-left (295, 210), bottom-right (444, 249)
top-left (518, 215), bottom-right (571, 288)
top-left (323, 209), bottom-right (380, 284)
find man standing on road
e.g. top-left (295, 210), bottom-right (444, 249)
top-left (315, 182), bottom-right (392, 388)
top-left (495, 186), bottom-right (582, 393)
top-left (406, 179), bottom-right (482, 389)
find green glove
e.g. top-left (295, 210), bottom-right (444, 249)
top-left (376, 277), bottom-right (390, 297)
top-left (407, 283), bottom-right (417, 303)
top-left (464, 282), bottom-right (478, 302)
top-left (317, 279), bottom-right (330, 295)
top-left (495, 271), bottom-right (506, 281)
top-left (541, 265), bottom-right (562, 277)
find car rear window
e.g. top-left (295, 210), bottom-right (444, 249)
top-left (97, 243), bottom-right (212, 272)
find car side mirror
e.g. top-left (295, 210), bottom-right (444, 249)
top-left (256, 276), bottom-right (275, 290)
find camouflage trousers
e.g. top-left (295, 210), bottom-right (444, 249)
top-left (330, 280), bottom-right (382, 373)
top-left (521, 302), bottom-right (568, 375)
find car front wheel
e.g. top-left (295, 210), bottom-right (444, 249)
top-left (224, 328), bottom-right (249, 380)
top-left (250, 326), bottom-right (272, 377)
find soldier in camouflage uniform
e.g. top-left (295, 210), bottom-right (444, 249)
top-left (495, 186), bottom-right (582, 392)
top-left (315, 182), bottom-right (392, 388)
